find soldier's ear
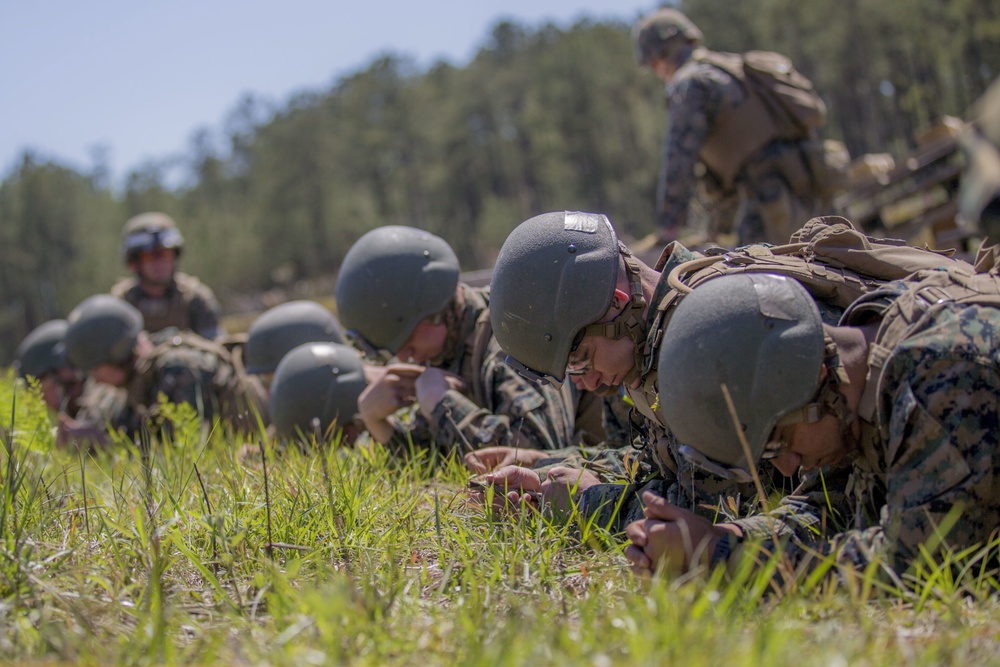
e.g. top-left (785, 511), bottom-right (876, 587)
top-left (610, 289), bottom-right (630, 311)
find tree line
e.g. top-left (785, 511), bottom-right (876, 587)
top-left (2, 0), bottom-right (998, 364)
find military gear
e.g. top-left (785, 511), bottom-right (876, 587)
top-left (245, 300), bottom-right (346, 375)
top-left (959, 77), bottom-right (1000, 240)
top-left (336, 226), bottom-right (460, 357)
top-left (121, 212), bottom-right (184, 262)
top-left (664, 216), bottom-right (966, 319)
top-left (693, 49), bottom-right (826, 190)
top-left (16, 319), bottom-right (70, 379)
top-left (126, 328), bottom-right (267, 436)
top-left (657, 273), bottom-right (825, 476)
top-left (111, 271), bottom-right (222, 339)
top-left (65, 295), bottom-right (144, 372)
top-left (269, 342), bottom-right (366, 439)
top-left (490, 211), bottom-right (621, 384)
top-left (632, 8), bottom-right (702, 65)
top-left (730, 255), bottom-right (1000, 577)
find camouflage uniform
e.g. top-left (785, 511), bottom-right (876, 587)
top-left (123, 329), bottom-right (268, 438)
top-left (657, 48), bottom-right (821, 245)
top-left (383, 284), bottom-right (576, 457)
top-left (731, 263), bottom-right (1000, 575)
top-left (111, 271), bottom-right (222, 340)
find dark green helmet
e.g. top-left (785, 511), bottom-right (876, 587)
top-left (658, 273), bottom-right (824, 478)
top-left (121, 212), bottom-right (184, 263)
top-left (490, 211), bottom-right (620, 383)
top-left (65, 295), bottom-right (144, 372)
top-left (245, 300), bottom-right (346, 375)
top-left (959, 77), bottom-right (1000, 239)
top-left (632, 8), bottom-right (703, 65)
top-left (269, 342), bottom-right (367, 439)
top-left (15, 319), bottom-right (70, 379)
top-left (335, 226), bottom-right (460, 357)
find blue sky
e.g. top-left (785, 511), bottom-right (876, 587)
top-left (1, 1), bottom-right (652, 183)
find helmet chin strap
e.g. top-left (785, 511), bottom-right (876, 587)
top-left (577, 243), bottom-right (648, 385)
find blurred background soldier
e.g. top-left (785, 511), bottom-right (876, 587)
top-left (243, 300), bottom-right (346, 390)
top-left (268, 341), bottom-right (369, 446)
top-left (61, 295), bottom-right (265, 443)
top-left (15, 319), bottom-right (84, 416)
top-left (633, 8), bottom-right (833, 246)
top-left (111, 212), bottom-right (222, 339)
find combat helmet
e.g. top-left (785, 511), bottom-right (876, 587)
top-left (335, 226), bottom-right (460, 359)
top-left (269, 342), bottom-right (367, 439)
top-left (64, 295), bottom-right (144, 372)
top-left (245, 300), bottom-right (346, 375)
top-left (632, 8), bottom-right (703, 66)
top-left (15, 319), bottom-right (70, 379)
top-left (657, 274), bottom-right (826, 480)
top-left (121, 212), bottom-right (185, 263)
top-left (490, 211), bottom-right (646, 384)
top-left (959, 77), bottom-right (1000, 240)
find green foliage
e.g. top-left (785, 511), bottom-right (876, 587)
top-left (0, 376), bottom-right (998, 664)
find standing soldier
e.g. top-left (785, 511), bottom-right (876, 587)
top-left (633, 8), bottom-right (831, 245)
top-left (335, 225), bottom-right (578, 457)
top-left (111, 212), bottom-right (222, 339)
top-left (62, 295), bottom-right (266, 442)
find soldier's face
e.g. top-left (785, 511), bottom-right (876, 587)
top-left (566, 334), bottom-right (636, 392)
top-left (132, 247), bottom-right (177, 287)
top-left (769, 414), bottom-right (850, 476)
top-left (648, 56), bottom-right (677, 83)
top-left (396, 319), bottom-right (449, 365)
top-left (91, 363), bottom-right (129, 388)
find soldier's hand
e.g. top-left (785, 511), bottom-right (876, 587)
top-left (466, 465), bottom-right (542, 514)
top-left (623, 491), bottom-right (724, 577)
top-left (539, 466), bottom-right (601, 518)
top-left (357, 367), bottom-right (419, 422)
top-left (415, 368), bottom-right (465, 419)
top-left (464, 446), bottom-right (549, 473)
top-left (363, 362), bottom-right (424, 385)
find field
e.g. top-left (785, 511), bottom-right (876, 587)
top-left (1, 374), bottom-right (999, 666)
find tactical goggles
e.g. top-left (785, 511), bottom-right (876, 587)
top-left (123, 227), bottom-right (184, 257)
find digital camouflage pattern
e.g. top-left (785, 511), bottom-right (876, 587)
top-left (732, 264), bottom-right (1000, 575)
top-left (382, 284), bottom-right (577, 456)
top-left (112, 271), bottom-right (222, 340)
top-left (657, 48), bottom-right (822, 244)
top-left (73, 378), bottom-right (130, 434)
top-left (123, 329), bottom-right (268, 438)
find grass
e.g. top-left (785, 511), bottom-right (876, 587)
top-left (1, 371), bottom-right (999, 666)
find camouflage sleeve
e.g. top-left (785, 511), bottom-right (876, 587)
top-left (74, 380), bottom-right (130, 432)
top-left (428, 351), bottom-right (575, 452)
top-left (382, 408), bottom-right (438, 456)
top-left (188, 285), bottom-right (223, 340)
top-left (656, 76), bottom-right (714, 235)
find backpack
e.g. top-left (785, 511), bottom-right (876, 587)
top-left (741, 51), bottom-right (827, 137)
top-left (692, 50), bottom-right (827, 187)
top-left (643, 216), bottom-right (968, 372)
